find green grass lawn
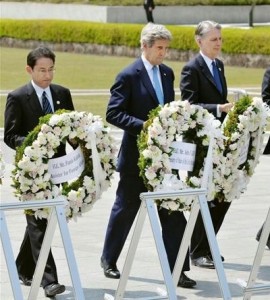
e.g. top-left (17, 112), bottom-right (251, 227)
top-left (0, 46), bottom-right (266, 127)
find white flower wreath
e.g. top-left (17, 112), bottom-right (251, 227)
top-left (216, 96), bottom-right (269, 202)
top-left (12, 110), bottom-right (117, 221)
top-left (138, 100), bottom-right (225, 212)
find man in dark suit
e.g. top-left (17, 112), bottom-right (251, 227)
top-left (261, 67), bottom-right (270, 155)
top-left (255, 67), bottom-right (270, 248)
top-left (180, 20), bottom-right (233, 269)
top-left (143, 0), bottom-right (155, 23)
top-left (100, 23), bottom-right (196, 288)
top-left (4, 46), bottom-right (74, 297)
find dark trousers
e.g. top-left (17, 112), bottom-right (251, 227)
top-left (145, 9), bottom-right (154, 23)
top-left (16, 214), bottom-right (58, 287)
top-left (263, 137), bottom-right (270, 154)
top-left (101, 172), bottom-right (190, 273)
top-left (256, 223), bottom-right (270, 245)
top-left (190, 199), bottom-right (231, 259)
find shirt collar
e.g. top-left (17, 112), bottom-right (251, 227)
top-left (31, 80), bottom-right (50, 98)
top-left (200, 51), bottom-right (214, 71)
top-left (141, 54), bottom-right (158, 72)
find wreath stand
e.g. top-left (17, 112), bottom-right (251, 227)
top-left (237, 207), bottom-right (270, 300)
top-left (104, 137), bottom-right (231, 300)
top-left (0, 197), bottom-right (85, 300)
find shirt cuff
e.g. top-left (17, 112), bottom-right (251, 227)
top-left (216, 105), bottom-right (222, 118)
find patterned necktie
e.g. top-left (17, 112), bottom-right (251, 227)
top-left (152, 66), bottom-right (164, 105)
top-left (212, 61), bottom-right (223, 94)
top-left (42, 91), bottom-right (53, 114)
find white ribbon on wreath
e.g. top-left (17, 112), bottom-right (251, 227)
top-left (138, 100), bottom-right (225, 212)
top-left (218, 96), bottom-right (269, 202)
top-left (138, 96), bottom-right (269, 212)
top-left (87, 128), bottom-right (106, 199)
top-left (12, 111), bottom-right (117, 221)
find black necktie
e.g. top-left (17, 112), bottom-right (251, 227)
top-left (212, 61), bottom-right (223, 94)
top-left (42, 91), bottom-right (53, 114)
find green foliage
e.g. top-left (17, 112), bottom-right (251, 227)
top-left (14, 109), bottom-right (70, 163)
top-left (137, 106), bottom-right (162, 189)
top-left (0, 20), bottom-right (143, 47)
top-left (1, 20), bottom-right (270, 55)
top-left (12, 109), bottom-right (99, 218)
top-left (169, 26), bottom-right (197, 51)
top-left (222, 95), bottom-right (256, 177)
top-left (222, 27), bottom-right (270, 55)
top-left (137, 104), bottom-right (209, 190)
top-left (223, 95), bottom-right (252, 143)
top-left (0, 46), bottom-right (267, 129)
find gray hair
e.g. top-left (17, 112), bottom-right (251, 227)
top-left (195, 20), bottom-right (222, 39)
top-left (140, 23), bottom-right (172, 48)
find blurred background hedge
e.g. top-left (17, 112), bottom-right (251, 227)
top-left (1, 20), bottom-right (270, 55)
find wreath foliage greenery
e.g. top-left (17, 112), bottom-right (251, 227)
top-left (137, 96), bottom-right (269, 211)
top-left (12, 110), bottom-right (117, 220)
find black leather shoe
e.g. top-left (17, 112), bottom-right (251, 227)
top-left (100, 257), bottom-right (120, 279)
top-left (44, 283), bottom-right (65, 297)
top-left (19, 275), bottom-right (32, 286)
top-left (209, 254), bottom-right (225, 262)
top-left (177, 272), bottom-right (196, 288)
top-left (192, 256), bottom-right (215, 269)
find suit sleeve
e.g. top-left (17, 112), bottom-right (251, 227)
top-left (180, 64), bottom-right (220, 118)
top-left (53, 85), bottom-right (74, 111)
top-left (262, 68), bottom-right (270, 105)
top-left (4, 92), bottom-right (25, 150)
top-left (64, 88), bottom-right (74, 110)
top-left (106, 72), bottom-right (144, 137)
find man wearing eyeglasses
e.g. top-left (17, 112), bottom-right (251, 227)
top-left (4, 46), bottom-right (74, 297)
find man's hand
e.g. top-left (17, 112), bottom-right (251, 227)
top-left (220, 103), bottom-right (234, 113)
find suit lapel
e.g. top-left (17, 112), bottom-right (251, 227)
top-left (26, 83), bottom-right (43, 113)
top-left (138, 60), bottom-right (160, 105)
top-left (50, 86), bottom-right (62, 111)
top-left (197, 55), bottom-right (217, 88)
top-left (198, 55), bottom-right (226, 96)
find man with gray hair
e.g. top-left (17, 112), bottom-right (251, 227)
top-left (180, 20), bottom-right (233, 269)
top-left (100, 23), bottom-right (196, 288)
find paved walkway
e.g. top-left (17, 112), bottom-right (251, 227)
top-left (0, 139), bottom-right (270, 299)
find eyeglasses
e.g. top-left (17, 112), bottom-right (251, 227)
top-left (35, 68), bottom-right (55, 75)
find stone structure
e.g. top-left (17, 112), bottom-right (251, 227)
top-left (1, 2), bottom-right (270, 25)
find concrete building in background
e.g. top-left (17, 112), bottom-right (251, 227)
top-left (1, 2), bottom-right (270, 25)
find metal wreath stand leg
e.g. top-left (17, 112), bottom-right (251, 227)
top-left (0, 197), bottom-right (85, 300)
top-left (237, 207), bottom-right (270, 300)
top-left (237, 123), bottom-right (270, 299)
top-left (104, 136), bottom-right (231, 300)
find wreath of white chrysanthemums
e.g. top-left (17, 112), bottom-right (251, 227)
top-left (138, 97), bottom-right (269, 212)
top-left (138, 100), bottom-right (225, 212)
top-left (216, 96), bottom-right (269, 202)
top-left (12, 110), bottom-right (117, 221)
